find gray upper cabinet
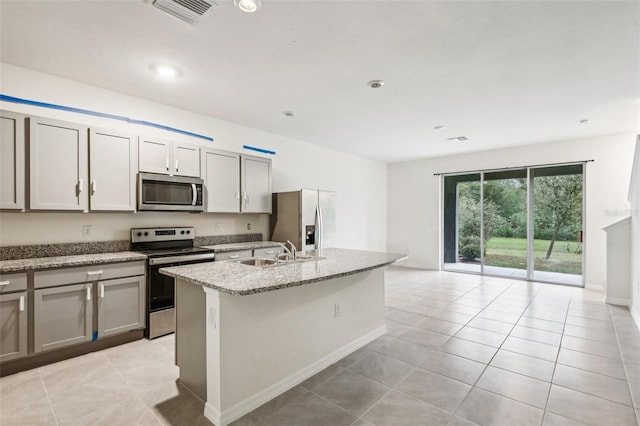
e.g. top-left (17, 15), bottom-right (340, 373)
top-left (34, 283), bottom-right (93, 353)
top-left (27, 116), bottom-right (88, 211)
top-left (98, 275), bottom-right (145, 338)
top-left (89, 129), bottom-right (137, 211)
top-left (139, 137), bottom-right (200, 177)
top-left (0, 111), bottom-right (26, 211)
top-left (242, 155), bottom-right (272, 214)
top-left (201, 148), bottom-right (241, 213)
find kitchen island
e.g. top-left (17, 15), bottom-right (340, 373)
top-left (160, 248), bottom-right (405, 426)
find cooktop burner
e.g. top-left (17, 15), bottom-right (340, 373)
top-left (135, 246), bottom-right (214, 258)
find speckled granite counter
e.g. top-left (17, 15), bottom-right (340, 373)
top-left (0, 251), bottom-right (147, 273)
top-left (160, 248), bottom-right (406, 295)
top-left (200, 241), bottom-right (282, 253)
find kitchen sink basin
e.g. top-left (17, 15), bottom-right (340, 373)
top-left (238, 258), bottom-right (278, 267)
top-left (234, 255), bottom-right (326, 268)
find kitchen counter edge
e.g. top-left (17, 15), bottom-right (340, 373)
top-left (0, 251), bottom-right (148, 273)
top-left (160, 248), bottom-right (407, 296)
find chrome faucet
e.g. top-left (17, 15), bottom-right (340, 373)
top-left (286, 240), bottom-right (297, 260)
top-left (273, 242), bottom-right (292, 260)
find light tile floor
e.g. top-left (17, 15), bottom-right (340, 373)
top-left (2, 267), bottom-right (640, 426)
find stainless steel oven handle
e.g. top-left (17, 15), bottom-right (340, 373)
top-left (149, 252), bottom-right (215, 266)
top-left (192, 183), bottom-right (197, 206)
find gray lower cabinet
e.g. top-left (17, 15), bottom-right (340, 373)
top-left (33, 261), bottom-right (146, 354)
top-left (34, 283), bottom-right (93, 353)
top-left (98, 276), bottom-right (145, 338)
top-left (0, 291), bottom-right (28, 362)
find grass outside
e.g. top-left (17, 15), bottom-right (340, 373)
top-left (465, 237), bottom-right (582, 275)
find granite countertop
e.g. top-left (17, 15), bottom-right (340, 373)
top-left (0, 251), bottom-right (147, 273)
top-left (160, 248), bottom-right (406, 295)
top-left (201, 241), bottom-right (283, 252)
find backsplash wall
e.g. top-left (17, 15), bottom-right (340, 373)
top-left (0, 211), bottom-right (270, 246)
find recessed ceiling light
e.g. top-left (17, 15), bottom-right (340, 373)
top-left (447, 136), bottom-right (469, 142)
top-left (283, 111), bottom-right (296, 117)
top-left (149, 63), bottom-right (181, 79)
top-left (234, 0), bottom-right (262, 13)
top-left (368, 80), bottom-right (384, 89)
top-left (579, 118), bottom-right (591, 125)
top-left (434, 125), bottom-right (447, 131)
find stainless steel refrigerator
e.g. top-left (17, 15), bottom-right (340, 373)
top-left (270, 189), bottom-right (336, 251)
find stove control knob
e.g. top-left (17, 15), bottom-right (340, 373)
top-left (137, 232), bottom-right (142, 237)
top-left (186, 230), bottom-right (191, 234)
top-left (180, 230), bottom-right (185, 235)
top-left (144, 232), bottom-right (149, 236)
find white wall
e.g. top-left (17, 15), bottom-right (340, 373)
top-left (388, 133), bottom-right (637, 287)
top-left (0, 63), bottom-right (387, 251)
top-left (629, 137), bottom-right (640, 321)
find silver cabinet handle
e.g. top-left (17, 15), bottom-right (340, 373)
top-left (100, 284), bottom-right (105, 299)
top-left (19, 295), bottom-right (25, 312)
top-left (86, 287), bottom-right (91, 301)
top-left (175, 159), bottom-right (179, 173)
top-left (229, 254), bottom-right (240, 259)
top-left (78, 178), bottom-right (84, 193)
top-left (166, 157), bottom-right (170, 172)
top-left (91, 180), bottom-right (97, 195)
top-left (265, 250), bottom-right (275, 254)
top-left (87, 270), bottom-right (103, 276)
top-left (0, 281), bottom-right (10, 286)
top-left (235, 191), bottom-right (240, 200)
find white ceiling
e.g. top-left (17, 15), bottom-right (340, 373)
top-left (1, 0), bottom-right (638, 163)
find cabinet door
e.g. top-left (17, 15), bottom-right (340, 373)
top-left (34, 283), bottom-right (93, 353)
top-left (241, 155), bottom-right (272, 213)
top-left (139, 137), bottom-right (171, 175)
top-left (0, 292), bottom-right (27, 362)
top-left (98, 276), bottom-right (145, 338)
top-left (89, 129), bottom-right (137, 211)
top-left (174, 142), bottom-right (200, 177)
top-left (28, 117), bottom-right (88, 211)
top-left (0, 111), bottom-right (25, 210)
top-left (201, 148), bottom-right (241, 213)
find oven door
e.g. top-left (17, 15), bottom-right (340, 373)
top-left (146, 256), bottom-right (213, 339)
top-left (138, 173), bottom-right (204, 212)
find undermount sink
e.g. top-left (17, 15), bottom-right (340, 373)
top-left (238, 258), bottom-right (278, 267)
top-left (234, 255), bottom-right (326, 268)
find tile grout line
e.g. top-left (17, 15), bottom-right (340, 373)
top-left (37, 368), bottom-right (61, 426)
top-left (608, 304), bottom-right (640, 425)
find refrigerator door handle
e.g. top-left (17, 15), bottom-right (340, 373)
top-left (317, 205), bottom-right (324, 249)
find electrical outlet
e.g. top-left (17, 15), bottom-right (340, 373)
top-left (82, 225), bottom-right (92, 237)
top-left (215, 223), bottom-right (222, 232)
top-left (334, 303), bottom-right (341, 318)
top-left (247, 223), bottom-right (252, 230)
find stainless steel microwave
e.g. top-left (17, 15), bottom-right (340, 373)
top-left (137, 173), bottom-right (204, 212)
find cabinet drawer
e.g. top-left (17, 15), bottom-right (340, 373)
top-left (35, 261), bottom-right (145, 289)
top-left (215, 250), bottom-right (252, 261)
top-left (0, 273), bottom-right (27, 294)
top-left (253, 247), bottom-right (284, 257)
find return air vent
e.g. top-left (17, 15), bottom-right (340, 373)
top-left (447, 136), bottom-right (469, 142)
top-left (153, 0), bottom-right (216, 24)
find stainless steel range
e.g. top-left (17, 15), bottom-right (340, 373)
top-left (131, 227), bottom-right (215, 339)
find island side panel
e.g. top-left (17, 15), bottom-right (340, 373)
top-left (213, 268), bottom-right (386, 422)
top-left (175, 278), bottom-right (208, 402)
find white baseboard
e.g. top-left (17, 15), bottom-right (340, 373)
top-left (204, 325), bottom-right (387, 426)
top-left (605, 296), bottom-right (631, 306)
top-left (631, 307), bottom-right (640, 331)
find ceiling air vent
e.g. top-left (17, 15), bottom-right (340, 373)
top-left (153, 0), bottom-right (216, 24)
top-left (447, 136), bottom-right (469, 142)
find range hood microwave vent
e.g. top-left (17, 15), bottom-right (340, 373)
top-left (153, 0), bottom-right (215, 24)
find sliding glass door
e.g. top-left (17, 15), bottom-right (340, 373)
top-left (483, 169), bottom-right (528, 279)
top-left (531, 165), bottom-right (584, 285)
top-left (442, 163), bottom-right (584, 286)
top-left (443, 173), bottom-right (481, 273)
